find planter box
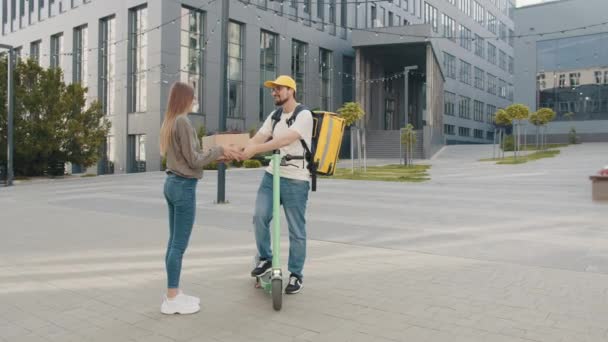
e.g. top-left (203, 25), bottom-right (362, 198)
top-left (202, 133), bottom-right (249, 150)
top-left (589, 175), bottom-right (608, 201)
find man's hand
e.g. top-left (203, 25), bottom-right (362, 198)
top-left (218, 145), bottom-right (244, 162)
top-left (240, 145), bottom-right (258, 161)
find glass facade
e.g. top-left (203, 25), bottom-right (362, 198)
top-left (536, 32), bottom-right (608, 121)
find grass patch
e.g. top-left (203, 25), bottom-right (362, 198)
top-left (328, 164), bottom-right (431, 183)
top-left (14, 176), bottom-right (30, 181)
top-left (519, 143), bottom-right (569, 151)
top-left (481, 150), bottom-right (560, 164)
top-left (81, 173), bottom-right (97, 178)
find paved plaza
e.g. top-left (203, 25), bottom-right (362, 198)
top-left (1, 143), bottom-right (608, 342)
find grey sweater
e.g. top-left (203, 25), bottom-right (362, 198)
top-left (165, 115), bottom-right (223, 179)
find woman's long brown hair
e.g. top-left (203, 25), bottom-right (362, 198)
top-left (160, 82), bottom-right (195, 157)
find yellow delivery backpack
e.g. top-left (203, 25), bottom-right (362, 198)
top-left (270, 105), bottom-right (346, 191)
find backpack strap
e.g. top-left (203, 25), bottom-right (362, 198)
top-left (270, 104), bottom-right (317, 191)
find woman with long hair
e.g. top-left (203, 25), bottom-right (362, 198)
top-left (159, 82), bottom-right (240, 314)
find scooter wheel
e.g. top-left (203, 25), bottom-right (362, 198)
top-left (271, 278), bottom-right (282, 311)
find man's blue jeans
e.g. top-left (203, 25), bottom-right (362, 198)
top-left (254, 172), bottom-right (310, 279)
top-left (164, 173), bottom-right (198, 288)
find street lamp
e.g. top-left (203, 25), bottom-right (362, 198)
top-left (217, 0), bottom-right (229, 203)
top-left (0, 44), bottom-right (14, 187)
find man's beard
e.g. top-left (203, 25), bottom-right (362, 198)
top-left (274, 97), bottom-right (287, 106)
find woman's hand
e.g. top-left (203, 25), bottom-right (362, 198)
top-left (218, 145), bottom-right (244, 162)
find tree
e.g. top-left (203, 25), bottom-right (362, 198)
top-left (505, 104), bottom-right (530, 158)
top-left (337, 102), bottom-right (365, 127)
top-left (536, 107), bottom-right (556, 149)
top-left (337, 102), bottom-right (366, 172)
top-left (0, 57), bottom-right (110, 176)
top-left (400, 124), bottom-right (417, 166)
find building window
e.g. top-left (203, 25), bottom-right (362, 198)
top-left (128, 134), bottom-right (146, 173)
top-left (459, 59), bottom-right (471, 85)
top-left (28, 0), bottom-right (34, 24)
top-left (458, 126), bottom-right (470, 137)
top-left (371, 5), bottom-right (377, 28)
top-left (474, 35), bottom-right (484, 58)
top-left (595, 71), bottom-right (603, 85)
top-left (30, 40), bottom-right (40, 64)
top-left (473, 128), bottom-right (484, 139)
top-left (260, 30), bottom-right (278, 121)
top-left (569, 72), bottom-right (580, 87)
top-left (473, 1), bottom-right (484, 26)
top-left (228, 21), bottom-right (243, 118)
top-left (14, 46), bottom-right (22, 62)
top-left (73, 25), bottom-right (88, 86)
top-left (487, 42), bottom-right (496, 65)
top-left (508, 28), bottom-right (514, 46)
top-left (180, 7), bottom-right (204, 113)
top-left (499, 21), bottom-right (507, 42)
top-left (99, 16), bottom-right (116, 115)
top-left (474, 67), bottom-right (485, 90)
top-left (340, 0), bottom-right (347, 27)
top-left (459, 96), bottom-right (471, 119)
top-left (303, 0), bottom-right (311, 14)
top-left (499, 50), bottom-right (507, 71)
top-left (508, 56), bottom-right (514, 75)
top-left (441, 14), bottom-right (455, 42)
top-left (444, 91), bottom-right (456, 116)
top-left (459, 25), bottom-right (471, 50)
top-left (50, 33), bottom-right (63, 69)
top-left (388, 11), bottom-right (394, 26)
top-left (343, 56), bottom-right (354, 103)
top-left (129, 5), bottom-right (148, 113)
top-left (537, 73), bottom-right (546, 89)
top-left (508, 83), bottom-right (513, 101)
top-left (498, 79), bottom-right (506, 98)
top-left (459, 0), bottom-right (471, 17)
top-left (488, 12), bottom-right (496, 34)
top-left (444, 124), bottom-right (455, 135)
top-left (487, 104), bottom-right (496, 123)
top-left (487, 73), bottom-right (497, 95)
top-left (558, 74), bottom-right (566, 88)
top-left (38, 0), bottom-right (45, 21)
top-left (474, 100), bottom-right (484, 121)
top-left (317, 0), bottom-right (324, 19)
top-left (329, 0), bottom-right (336, 25)
top-left (424, 2), bottom-right (437, 32)
top-left (19, 0), bottom-right (25, 28)
top-left (443, 52), bottom-right (456, 79)
top-left (291, 40), bottom-right (307, 103)
top-left (319, 48), bottom-right (332, 110)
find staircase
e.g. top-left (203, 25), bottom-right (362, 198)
top-left (363, 130), bottom-right (425, 159)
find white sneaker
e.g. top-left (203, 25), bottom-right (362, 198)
top-left (161, 294), bottom-right (200, 315)
top-left (178, 290), bottom-right (200, 305)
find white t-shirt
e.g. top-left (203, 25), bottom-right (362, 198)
top-left (259, 106), bottom-right (313, 181)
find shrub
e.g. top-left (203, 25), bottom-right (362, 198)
top-left (203, 161), bottom-right (219, 170)
top-left (243, 159), bottom-right (262, 168)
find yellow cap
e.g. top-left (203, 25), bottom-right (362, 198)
top-left (263, 75), bottom-right (297, 91)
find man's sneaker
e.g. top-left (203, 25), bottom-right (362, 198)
top-left (160, 294), bottom-right (200, 315)
top-left (251, 259), bottom-right (272, 277)
top-left (285, 274), bottom-right (303, 294)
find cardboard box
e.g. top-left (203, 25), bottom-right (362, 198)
top-left (202, 133), bottom-right (250, 150)
top-left (590, 175), bottom-right (608, 201)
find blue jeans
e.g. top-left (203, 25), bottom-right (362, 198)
top-left (254, 172), bottom-right (310, 279)
top-left (164, 173), bottom-right (198, 289)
